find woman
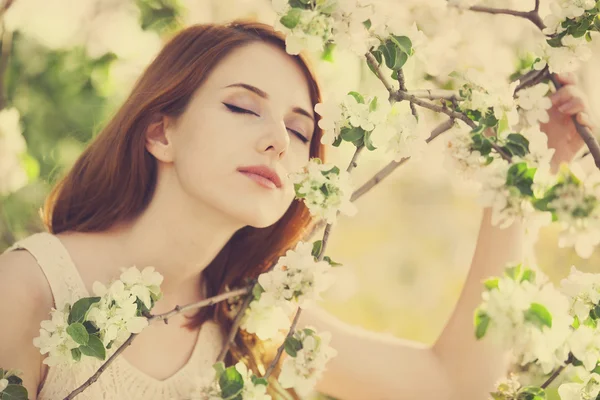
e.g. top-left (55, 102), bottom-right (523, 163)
top-left (0, 19), bottom-right (595, 400)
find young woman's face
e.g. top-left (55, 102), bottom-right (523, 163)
top-left (165, 42), bottom-right (316, 228)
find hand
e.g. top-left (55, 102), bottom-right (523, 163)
top-left (539, 72), bottom-right (597, 173)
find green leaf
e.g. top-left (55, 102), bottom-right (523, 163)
top-left (321, 42), bottom-right (336, 62)
top-left (1, 385), bottom-right (28, 400)
top-left (362, 19), bottom-right (372, 30)
top-left (390, 35), bottom-right (413, 54)
top-left (369, 96), bottom-right (378, 112)
top-left (251, 375), bottom-right (269, 387)
top-left (332, 134), bottom-right (343, 147)
top-left (586, 31), bottom-right (593, 42)
top-left (347, 91), bottom-right (364, 104)
top-left (71, 348), bottom-right (82, 362)
top-left (68, 297), bottom-right (101, 324)
top-left (507, 133), bottom-right (530, 153)
top-left (323, 256), bottom-right (343, 267)
top-left (83, 320), bottom-right (100, 335)
top-left (505, 264), bottom-right (523, 280)
top-left (213, 361), bottom-right (226, 377)
top-left (284, 336), bottom-right (303, 357)
top-left (79, 335), bottom-right (106, 360)
top-left (252, 283), bottom-right (265, 300)
top-left (340, 126), bottom-right (364, 142)
top-left (67, 322), bottom-right (90, 346)
top-left (483, 277), bottom-right (499, 290)
top-left (379, 42), bottom-right (397, 70)
top-left (524, 303), bottom-right (553, 329)
top-left (219, 366), bottom-right (244, 399)
top-left (517, 385), bottom-right (546, 400)
top-left (311, 240), bottom-right (323, 258)
top-left (364, 130), bottom-right (377, 151)
top-left (280, 8), bottom-right (302, 29)
top-left (474, 309), bottom-right (490, 339)
top-left (521, 269), bottom-right (536, 284)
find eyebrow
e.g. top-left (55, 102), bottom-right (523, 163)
top-left (223, 82), bottom-right (316, 124)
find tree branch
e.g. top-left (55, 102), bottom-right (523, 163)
top-left (548, 74), bottom-right (600, 170)
top-left (465, 5), bottom-right (546, 30)
top-left (64, 286), bottom-right (252, 398)
top-left (216, 289), bottom-right (255, 362)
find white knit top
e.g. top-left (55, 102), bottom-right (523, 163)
top-left (4, 232), bottom-right (223, 400)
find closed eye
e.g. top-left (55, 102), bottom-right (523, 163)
top-left (223, 103), bottom-right (310, 144)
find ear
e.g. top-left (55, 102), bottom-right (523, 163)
top-left (145, 114), bottom-right (176, 163)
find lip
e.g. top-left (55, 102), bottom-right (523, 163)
top-left (237, 165), bottom-right (283, 189)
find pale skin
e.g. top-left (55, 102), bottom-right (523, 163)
top-left (0, 40), bottom-right (595, 399)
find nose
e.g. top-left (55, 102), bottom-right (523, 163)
top-left (257, 119), bottom-right (290, 159)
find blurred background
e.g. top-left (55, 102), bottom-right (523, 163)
top-left (0, 0), bottom-right (599, 398)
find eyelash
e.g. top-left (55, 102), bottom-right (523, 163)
top-left (223, 103), bottom-right (310, 144)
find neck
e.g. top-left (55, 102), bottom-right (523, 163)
top-left (102, 170), bottom-right (243, 309)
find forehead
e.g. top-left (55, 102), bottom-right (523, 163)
top-left (202, 42), bottom-right (313, 109)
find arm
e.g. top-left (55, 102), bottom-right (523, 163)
top-left (301, 207), bottom-right (516, 400)
top-left (0, 250), bottom-right (55, 400)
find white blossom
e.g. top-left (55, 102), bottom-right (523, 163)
top-left (455, 68), bottom-right (520, 131)
top-left (543, 0), bottom-right (596, 35)
top-left (0, 378), bottom-right (8, 392)
top-left (560, 266), bottom-right (600, 322)
top-left (278, 329), bottom-right (337, 397)
top-left (479, 269), bottom-right (572, 374)
top-left (235, 362), bottom-right (272, 400)
top-left (568, 325), bottom-right (600, 371)
top-left (443, 129), bottom-right (489, 179)
top-left (516, 83), bottom-right (552, 127)
top-left (32, 307), bottom-right (81, 367)
top-left (370, 105), bottom-right (428, 162)
top-left (87, 279), bottom-right (150, 347)
top-left (241, 292), bottom-right (292, 340)
top-left (547, 173), bottom-right (600, 259)
top-left (289, 158), bottom-right (357, 224)
top-left (272, 4), bottom-right (335, 55)
top-left (258, 241), bottom-right (335, 310)
top-left (558, 372), bottom-right (600, 400)
top-left (534, 36), bottom-right (593, 74)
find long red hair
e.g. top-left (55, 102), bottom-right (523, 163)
top-left (42, 19), bottom-right (327, 398)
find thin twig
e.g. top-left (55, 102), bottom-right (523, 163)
top-left (263, 307), bottom-right (303, 379)
top-left (513, 66), bottom-right (549, 96)
top-left (548, 74), bottom-right (600, 170)
top-left (404, 89), bottom-right (459, 101)
top-left (64, 333), bottom-right (138, 399)
top-left (392, 90), bottom-right (475, 128)
top-left (365, 52), bottom-right (395, 97)
top-left (64, 286), bottom-right (251, 398)
top-left (464, 5), bottom-right (546, 30)
top-left (216, 290), bottom-right (255, 362)
top-left (540, 353), bottom-right (573, 389)
top-left (397, 69), bottom-right (419, 118)
top-left (148, 286), bottom-right (251, 324)
top-left (262, 144), bottom-right (363, 380)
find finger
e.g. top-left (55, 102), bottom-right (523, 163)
top-left (550, 85), bottom-right (583, 107)
top-left (576, 112), bottom-right (596, 130)
top-left (555, 72), bottom-right (578, 85)
top-left (558, 98), bottom-right (585, 115)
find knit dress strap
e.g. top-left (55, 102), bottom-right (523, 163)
top-left (3, 232), bottom-right (88, 310)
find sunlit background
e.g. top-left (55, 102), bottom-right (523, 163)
top-left (0, 1), bottom-right (599, 399)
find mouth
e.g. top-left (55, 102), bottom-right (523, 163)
top-left (239, 171), bottom-right (279, 189)
top-left (237, 165), bottom-right (283, 190)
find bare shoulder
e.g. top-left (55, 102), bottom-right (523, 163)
top-left (0, 248), bottom-right (55, 399)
